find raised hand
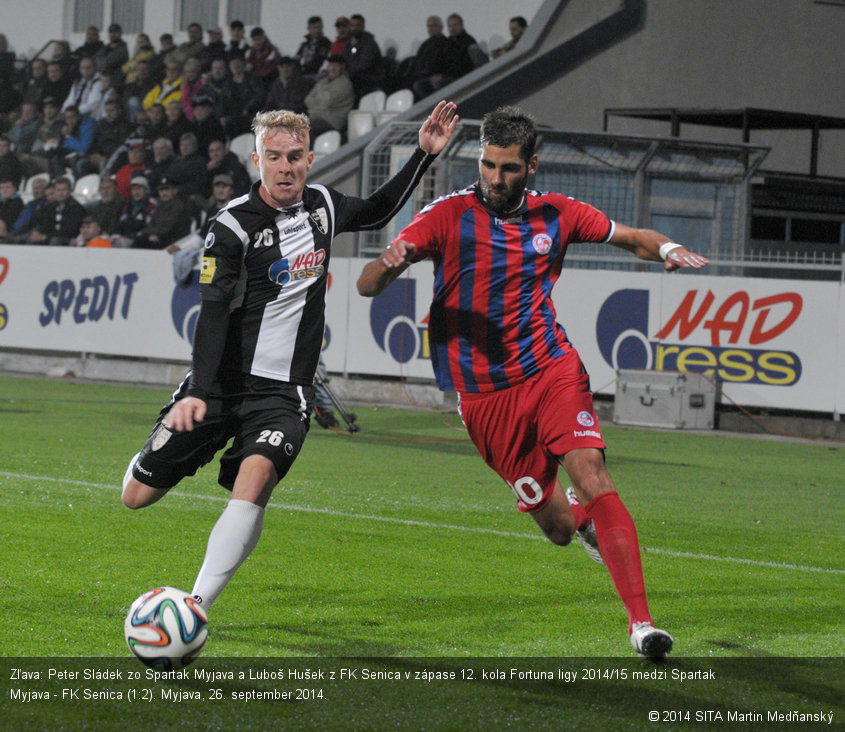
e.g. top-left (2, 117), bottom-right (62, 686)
top-left (418, 101), bottom-right (459, 155)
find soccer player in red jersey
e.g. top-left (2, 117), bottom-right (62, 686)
top-left (358, 105), bottom-right (708, 658)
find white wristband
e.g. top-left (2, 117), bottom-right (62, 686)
top-left (658, 242), bottom-right (682, 260)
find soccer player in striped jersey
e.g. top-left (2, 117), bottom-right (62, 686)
top-left (358, 105), bottom-right (708, 659)
top-left (121, 101), bottom-right (459, 613)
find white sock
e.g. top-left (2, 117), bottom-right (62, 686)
top-left (191, 499), bottom-right (265, 609)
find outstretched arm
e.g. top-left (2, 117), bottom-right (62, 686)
top-left (357, 239), bottom-right (416, 296)
top-left (608, 223), bottom-right (709, 271)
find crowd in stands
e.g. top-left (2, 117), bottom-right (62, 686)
top-left (0, 14), bottom-right (527, 250)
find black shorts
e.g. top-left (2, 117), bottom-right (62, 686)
top-left (133, 375), bottom-right (314, 491)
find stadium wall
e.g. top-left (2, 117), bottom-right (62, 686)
top-left (0, 246), bottom-right (842, 420)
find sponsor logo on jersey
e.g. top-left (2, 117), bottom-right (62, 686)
top-left (576, 411), bottom-right (595, 427)
top-left (199, 257), bottom-right (216, 284)
top-left (597, 288), bottom-right (803, 386)
top-left (574, 429), bottom-right (602, 439)
top-left (268, 249), bottom-right (326, 286)
top-left (283, 222), bottom-right (308, 235)
top-left (532, 233), bottom-right (552, 255)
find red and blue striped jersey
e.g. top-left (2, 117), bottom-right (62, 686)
top-left (396, 185), bottom-right (614, 393)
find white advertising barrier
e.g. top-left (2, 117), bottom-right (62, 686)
top-left (1, 246), bottom-right (842, 415)
top-left (0, 245), bottom-right (194, 361)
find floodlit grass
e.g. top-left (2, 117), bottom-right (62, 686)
top-left (0, 375), bottom-right (842, 730)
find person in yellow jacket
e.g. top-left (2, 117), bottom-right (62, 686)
top-left (143, 59), bottom-right (183, 110)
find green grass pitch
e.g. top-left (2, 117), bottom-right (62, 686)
top-left (0, 375), bottom-right (842, 730)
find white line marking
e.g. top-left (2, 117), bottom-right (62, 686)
top-left (3, 471), bottom-right (844, 576)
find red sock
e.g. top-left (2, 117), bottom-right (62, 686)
top-left (569, 499), bottom-right (589, 531)
top-left (585, 491), bottom-right (652, 632)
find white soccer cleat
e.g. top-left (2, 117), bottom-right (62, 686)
top-left (630, 621), bottom-right (674, 659)
top-left (565, 486), bottom-right (604, 565)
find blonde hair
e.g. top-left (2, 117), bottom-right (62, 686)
top-left (251, 110), bottom-right (311, 155)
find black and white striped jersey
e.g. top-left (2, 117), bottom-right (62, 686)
top-left (186, 146), bottom-right (436, 399)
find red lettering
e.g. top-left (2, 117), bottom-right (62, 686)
top-left (292, 253), bottom-right (305, 270)
top-left (703, 291), bottom-right (749, 346)
top-left (0, 257), bottom-right (8, 286)
top-left (654, 290), bottom-right (714, 341)
top-left (749, 293), bottom-right (802, 344)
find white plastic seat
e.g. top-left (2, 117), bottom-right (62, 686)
top-left (229, 133), bottom-right (255, 166)
top-left (384, 88), bottom-right (413, 113)
top-left (357, 90), bottom-right (386, 113)
top-left (312, 130), bottom-right (341, 158)
top-left (73, 173), bottom-right (101, 203)
top-left (377, 110), bottom-right (399, 125)
top-left (346, 110), bottom-right (375, 141)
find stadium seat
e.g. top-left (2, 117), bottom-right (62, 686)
top-left (229, 133), bottom-right (255, 167)
top-left (73, 173), bottom-right (101, 203)
top-left (347, 110), bottom-right (375, 141)
top-left (384, 88), bottom-right (414, 114)
top-left (357, 90), bottom-right (386, 113)
top-left (312, 130), bottom-right (341, 160)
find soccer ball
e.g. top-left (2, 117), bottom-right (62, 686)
top-left (124, 587), bottom-right (208, 670)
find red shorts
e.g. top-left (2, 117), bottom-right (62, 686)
top-left (459, 349), bottom-right (605, 513)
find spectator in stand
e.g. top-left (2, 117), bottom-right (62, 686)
top-left (169, 23), bottom-right (205, 67)
top-left (28, 175), bottom-right (86, 245)
top-left (69, 215), bottom-right (112, 247)
top-left (143, 59), bottom-right (183, 110)
top-left (114, 142), bottom-right (146, 198)
top-left (304, 54), bottom-right (355, 138)
top-left (21, 58), bottom-right (49, 108)
top-left (245, 27), bottom-right (280, 89)
top-left (342, 14), bottom-right (384, 98)
top-left (203, 27), bottom-right (227, 69)
top-left (144, 136), bottom-right (175, 190)
top-left (151, 33), bottom-right (176, 80)
top-left (201, 58), bottom-right (228, 114)
top-left (123, 33), bottom-right (155, 84)
top-left (57, 104), bottom-right (97, 177)
top-left (112, 175), bottom-right (156, 247)
top-left (166, 131), bottom-right (208, 199)
top-left (73, 26), bottom-right (104, 64)
top-left (412, 13), bottom-right (481, 100)
top-left (0, 136), bottom-right (22, 186)
top-left (132, 176), bottom-right (190, 249)
top-left (62, 57), bottom-right (101, 114)
top-left (0, 178), bottom-right (24, 236)
top-left (180, 58), bottom-right (205, 120)
top-left (88, 71), bottom-right (120, 121)
top-left (8, 102), bottom-right (42, 154)
top-left (220, 54), bottom-right (264, 139)
top-left (142, 102), bottom-right (168, 142)
top-left (206, 138), bottom-right (250, 196)
top-left (43, 62), bottom-right (73, 108)
top-left (203, 172), bottom-right (235, 221)
top-left (227, 20), bottom-right (249, 59)
top-left (51, 41), bottom-right (75, 78)
top-left (8, 176), bottom-right (48, 240)
top-left (123, 59), bottom-right (157, 121)
top-left (492, 16), bottom-right (528, 58)
top-left (162, 98), bottom-right (192, 149)
top-left (408, 16), bottom-right (449, 101)
top-left (95, 23), bottom-right (129, 82)
top-left (295, 16), bottom-right (331, 79)
top-left (86, 175), bottom-right (124, 234)
top-left (330, 17), bottom-right (352, 56)
top-left (87, 99), bottom-right (131, 172)
top-left (264, 57), bottom-right (313, 115)
top-left (191, 96), bottom-right (225, 158)
top-left (19, 97), bottom-right (64, 178)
